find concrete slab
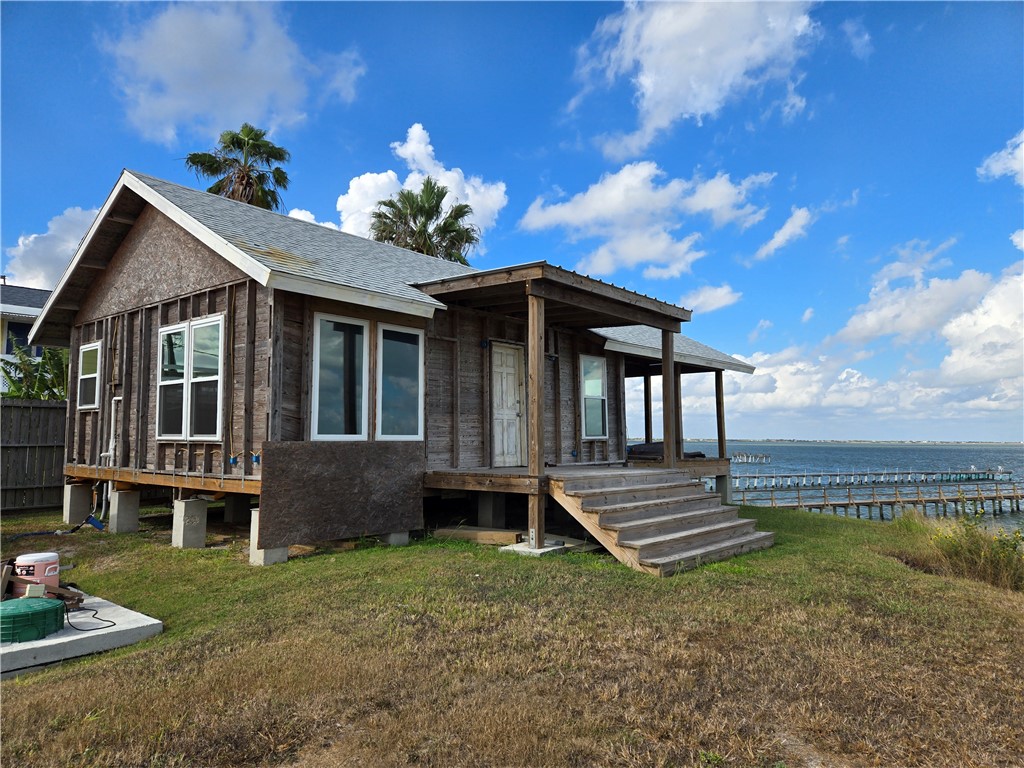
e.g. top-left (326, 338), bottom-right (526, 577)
top-left (1, 596), bottom-right (163, 678)
top-left (501, 540), bottom-right (572, 557)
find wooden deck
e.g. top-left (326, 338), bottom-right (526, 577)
top-left (64, 464), bottom-right (261, 495)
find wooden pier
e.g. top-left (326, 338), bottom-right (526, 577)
top-left (732, 468), bottom-right (1013, 489)
top-left (736, 481), bottom-right (1023, 521)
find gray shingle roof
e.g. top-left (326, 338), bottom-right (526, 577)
top-left (130, 172), bottom-right (477, 309)
top-left (0, 285), bottom-right (51, 310)
top-left (594, 325), bottom-right (755, 374)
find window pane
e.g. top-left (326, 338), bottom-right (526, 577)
top-left (190, 380), bottom-right (219, 437)
top-left (160, 331), bottom-right (185, 382)
top-left (317, 319), bottom-right (364, 435)
top-left (584, 398), bottom-right (607, 438)
top-left (81, 347), bottom-right (98, 377)
top-left (79, 378), bottom-right (97, 408)
top-left (191, 323), bottom-right (221, 378)
top-left (159, 383), bottom-right (184, 436)
top-left (582, 357), bottom-right (605, 397)
top-left (380, 329), bottom-right (421, 436)
top-left (6, 322), bottom-right (31, 354)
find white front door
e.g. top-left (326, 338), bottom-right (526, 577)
top-left (492, 343), bottom-right (525, 467)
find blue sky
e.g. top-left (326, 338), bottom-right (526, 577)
top-left (2, 2), bottom-right (1022, 442)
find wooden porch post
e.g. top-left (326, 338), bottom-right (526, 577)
top-left (643, 374), bottom-right (653, 445)
top-left (676, 368), bottom-right (684, 460)
top-left (661, 330), bottom-right (676, 468)
top-left (527, 293), bottom-right (545, 548)
top-left (715, 370), bottom-right (727, 459)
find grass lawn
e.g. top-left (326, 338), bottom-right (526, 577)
top-left (1, 505), bottom-right (1022, 768)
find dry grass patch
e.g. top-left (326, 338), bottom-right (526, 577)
top-left (1, 507), bottom-right (1022, 767)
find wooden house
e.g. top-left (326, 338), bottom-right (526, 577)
top-left (31, 170), bottom-right (771, 575)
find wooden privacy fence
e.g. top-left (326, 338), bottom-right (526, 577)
top-left (1, 399), bottom-right (67, 511)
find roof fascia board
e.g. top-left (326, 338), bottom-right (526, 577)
top-left (121, 172), bottom-right (271, 285)
top-left (265, 273), bottom-right (438, 318)
top-left (1, 304), bottom-right (44, 316)
top-left (602, 338), bottom-right (756, 374)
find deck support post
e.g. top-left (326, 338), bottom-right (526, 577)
top-left (172, 498), bottom-right (208, 549)
top-left (478, 492), bottom-right (506, 528)
top-left (63, 483), bottom-right (91, 525)
top-left (661, 330), bottom-right (677, 468)
top-left (108, 490), bottom-right (140, 533)
top-left (527, 292), bottom-right (545, 549)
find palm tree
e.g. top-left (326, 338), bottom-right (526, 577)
top-left (185, 123), bottom-right (290, 210)
top-left (370, 177), bottom-right (479, 265)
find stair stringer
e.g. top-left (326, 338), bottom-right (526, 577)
top-left (548, 480), bottom-right (658, 576)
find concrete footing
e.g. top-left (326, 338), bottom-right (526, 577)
top-left (108, 490), bottom-right (140, 533)
top-left (716, 474), bottom-right (734, 505)
top-left (249, 509), bottom-right (288, 565)
top-left (501, 540), bottom-right (570, 558)
top-left (172, 499), bottom-right (208, 549)
top-left (63, 483), bottom-right (91, 525)
top-left (223, 494), bottom-right (252, 525)
top-left (382, 531), bottom-right (410, 547)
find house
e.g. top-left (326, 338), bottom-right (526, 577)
top-left (0, 282), bottom-right (50, 392)
top-left (31, 170), bottom-right (772, 575)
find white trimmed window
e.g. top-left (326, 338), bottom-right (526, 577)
top-left (376, 324), bottom-right (424, 440)
top-left (78, 341), bottom-right (101, 410)
top-left (157, 316), bottom-right (223, 440)
top-left (312, 314), bottom-right (368, 440)
top-left (580, 355), bottom-right (608, 440)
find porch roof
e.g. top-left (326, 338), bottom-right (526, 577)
top-left (595, 325), bottom-right (755, 375)
top-left (414, 261), bottom-right (692, 332)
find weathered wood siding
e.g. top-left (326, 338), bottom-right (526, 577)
top-left (425, 306), bottom-right (627, 470)
top-left (65, 204), bottom-right (269, 479)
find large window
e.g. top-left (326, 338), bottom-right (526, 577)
top-left (580, 355), bottom-right (608, 440)
top-left (157, 316), bottom-right (223, 440)
top-left (78, 341), bottom-right (101, 410)
top-left (376, 325), bottom-right (424, 440)
top-left (312, 314), bottom-right (368, 440)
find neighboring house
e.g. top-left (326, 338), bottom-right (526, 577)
top-left (31, 170), bottom-right (771, 575)
top-left (0, 283), bottom-right (50, 392)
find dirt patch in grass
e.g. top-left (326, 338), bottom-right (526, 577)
top-left (2, 507), bottom-right (1022, 767)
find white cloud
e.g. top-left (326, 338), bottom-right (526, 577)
top-left (521, 162), bottom-right (774, 277)
top-left (105, 4), bottom-right (364, 144)
top-left (3, 207), bottom-right (97, 290)
top-left (748, 319), bottom-right (773, 343)
top-left (334, 125), bottom-right (507, 250)
top-left (835, 239), bottom-right (991, 345)
top-left (574, 2), bottom-right (816, 158)
top-left (287, 209), bottom-right (339, 231)
top-left (841, 19), bottom-right (874, 61)
top-left (977, 130), bottom-right (1024, 186)
top-left (752, 205), bottom-right (813, 261)
top-left (801, 307), bottom-right (814, 323)
top-left (938, 265), bottom-right (1023, 388)
top-left (1013, 230), bottom-right (1024, 251)
top-left (680, 284), bottom-right (741, 314)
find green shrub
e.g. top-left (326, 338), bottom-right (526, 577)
top-left (931, 508), bottom-right (1024, 591)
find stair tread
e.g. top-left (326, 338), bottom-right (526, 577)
top-left (619, 518), bottom-right (754, 548)
top-left (602, 506), bottom-right (737, 531)
top-left (572, 479), bottom-right (702, 494)
top-left (585, 492), bottom-right (722, 513)
top-left (640, 531), bottom-right (775, 566)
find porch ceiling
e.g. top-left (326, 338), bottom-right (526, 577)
top-left (415, 262), bottom-right (691, 332)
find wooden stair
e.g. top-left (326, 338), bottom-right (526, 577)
top-left (547, 468), bottom-right (773, 576)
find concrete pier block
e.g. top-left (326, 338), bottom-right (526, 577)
top-left (716, 474), bottom-right (734, 505)
top-left (108, 490), bottom-right (140, 533)
top-left (382, 531), bottom-right (410, 547)
top-left (63, 484), bottom-right (92, 525)
top-left (477, 492), bottom-right (506, 529)
top-left (223, 494), bottom-right (252, 525)
top-left (172, 499), bottom-right (208, 549)
top-left (249, 509), bottom-right (288, 566)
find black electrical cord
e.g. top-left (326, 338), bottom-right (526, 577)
top-left (63, 601), bottom-right (116, 632)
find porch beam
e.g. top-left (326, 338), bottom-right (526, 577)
top-left (526, 281), bottom-right (680, 332)
top-left (661, 330), bottom-right (677, 468)
top-left (527, 293), bottom-right (545, 549)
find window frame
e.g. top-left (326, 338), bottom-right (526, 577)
top-left (77, 341), bottom-right (102, 411)
top-left (311, 312), bottom-right (370, 441)
top-left (155, 316), bottom-right (224, 441)
top-left (580, 354), bottom-right (609, 441)
top-left (375, 323), bottom-right (425, 441)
